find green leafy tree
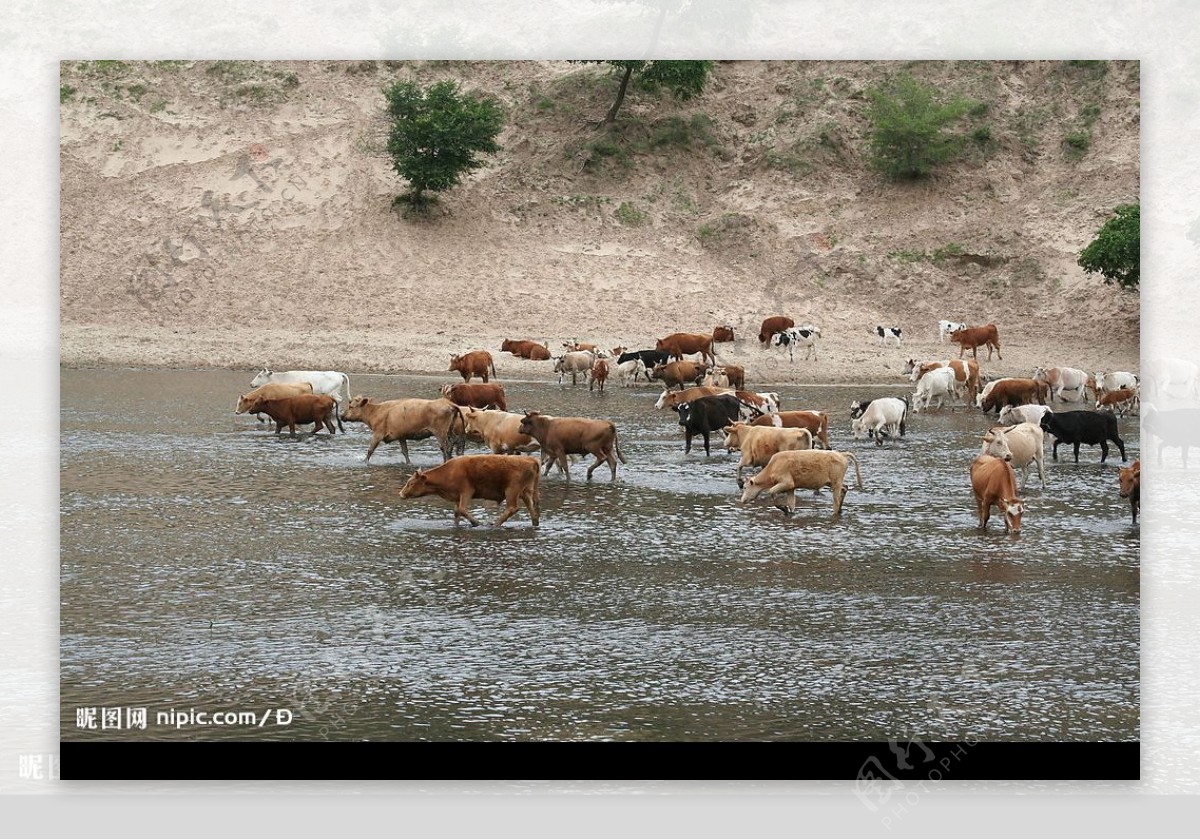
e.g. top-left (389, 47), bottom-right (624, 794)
top-left (580, 60), bottom-right (713, 126)
top-left (383, 79), bottom-right (505, 210)
top-left (1078, 203), bottom-right (1140, 289)
top-left (866, 74), bottom-right (973, 179)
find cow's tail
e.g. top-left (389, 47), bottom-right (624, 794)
top-left (845, 451), bottom-right (865, 490)
top-left (613, 427), bottom-right (628, 464)
top-left (448, 405), bottom-right (466, 458)
top-left (337, 372), bottom-right (351, 431)
top-left (490, 358), bottom-right (498, 380)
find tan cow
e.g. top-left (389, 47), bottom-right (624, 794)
top-left (703, 364), bottom-right (746, 390)
top-left (342, 395), bottom-right (465, 463)
top-left (981, 423), bottom-right (1046, 490)
top-left (739, 449), bottom-right (863, 518)
top-left (449, 350), bottom-right (497, 383)
top-left (722, 422), bottom-right (814, 488)
top-left (459, 407), bottom-right (540, 454)
top-left (970, 454), bottom-right (1025, 532)
top-left (749, 410), bottom-right (830, 450)
top-left (518, 411), bottom-right (626, 481)
top-left (235, 381), bottom-right (315, 424)
top-left (240, 394), bottom-right (338, 438)
top-left (553, 350), bottom-right (596, 386)
top-left (655, 332), bottom-right (716, 365)
top-left (950, 324), bottom-right (1002, 361)
top-left (399, 454), bottom-right (540, 527)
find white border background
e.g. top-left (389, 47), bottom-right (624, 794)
top-left (6, 0), bottom-right (1199, 835)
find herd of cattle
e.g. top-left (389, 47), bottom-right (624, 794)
top-left (232, 316), bottom-right (1161, 533)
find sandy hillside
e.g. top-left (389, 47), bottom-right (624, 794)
top-left (59, 60), bottom-right (1140, 385)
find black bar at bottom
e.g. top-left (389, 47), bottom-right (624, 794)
top-left (60, 741), bottom-right (1139, 781)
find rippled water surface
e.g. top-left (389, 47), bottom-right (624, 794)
top-left (61, 369), bottom-right (1139, 741)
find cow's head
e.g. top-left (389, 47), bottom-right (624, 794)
top-left (1002, 498), bottom-right (1025, 533)
top-left (675, 402), bottom-right (692, 427)
top-left (982, 428), bottom-right (1014, 462)
top-left (517, 411), bottom-right (541, 436)
top-left (399, 469), bottom-right (431, 499)
top-left (249, 368), bottom-right (273, 388)
top-left (722, 424), bottom-right (744, 450)
top-left (448, 355), bottom-right (461, 370)
top-left (239, 395), bottom-right (264, 415)
top-left (342, 395), bottom-right (370, 422)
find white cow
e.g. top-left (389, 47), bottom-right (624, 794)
top-left (614, 358), bottom-right (646, 387)
top-left (998, 404), bottom-right (1053, 427)
top-left (1033, 366), bottom-right (1090, 403)
top-left (912, 366), bottom-right (959, 413)
top-left (938, 320), bottom-right (968, 343)
top-left (851, 397), bottom-right (907, 446)
top-left (981, 423), bottom-right (1047, 490)
top-left (250, 368), bottom-right (350, 408)
top-left (771, 325), bottom-right (821, 362)
top-left (1093, 371), bottom-right (1139, 399)
top-left (553, 350), bottom-right (596, 386)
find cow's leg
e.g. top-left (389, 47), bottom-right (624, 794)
top-left (1115, 435), bottom-right (1127, 462)
top-left (702, 432), bottom-right (711, 457)
top-left (289, 420), bottom-right (298, 438)
top-left (831, 478), bottom-right (846, 517)
top-left (1074, 441), bottom-right (1083, 463)
top-left (684, 430), bottom-right (693, 454)
top-left (524, 486), bottom-right (540, 527)
top-left (275, 420), bottom-right (284, 435)
top-left (607, 447), bottom-right (618, 481)
top-left (1036, 453), bottom-right (1047, 489)
top-left (1051, 440), bottom-right (1060, 461)
top-left (495, 487), bottom-right (521, 527)
top-left (455, 490), bottom-right (481, 527)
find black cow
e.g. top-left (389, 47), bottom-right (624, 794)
top-left (1142, 405), bottom-right (1200, 467)
top-left (1039, 410), bottom-right (1126, 463)
top-left (849, 399), bottom-right (874, 420)
top-left (675, 394), bottom-right (743, 456)
top-left (617, 349), bottom-right (670, 383)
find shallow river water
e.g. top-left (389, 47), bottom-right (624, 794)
top-left (60, 368), bottom-right (1139, 742)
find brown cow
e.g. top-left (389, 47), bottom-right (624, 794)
top-left (978, 378), bottom-right (1049, 414)
top-left (655, 332), bottom-right (716, 365)
top-left (441, 382), bottom-right (507, 411)
top-left (1118, 459), bottom-right (1140, 525)
top-left (241, 394), bottom-right (338, 438)
top-left (758, 316), bottom-right (794, 346)
top-left (750, 410), bottom-right (830, 450)
top-left (712, 325), bottom-right (736, 343)
top-left (739, 449), bottom-right (863, 518)
top-left (970, 454), bottom-right (1025, 533)
top-left (501, 339), bottom-right (551, 361)
top-left (235, 381), bottom-right (315, 424)
top-left (589, 358), bottom-right (610, 392)
top-left (950, 324), bottom-right (1002, 361)
top-left (399, 454), bottom-right (540, 527)
top-left (656, 385), bottom-right (733, 410)
top-left (449, 350), bottom-right (497, 383)
top-left (342, 395), bottom-right (465, 463)
top-left (518, 411), bottom-right (626, 481)
top-left (1097, 387), bottom-right (1139, 416)
top-left (563, 339), bottom-right (599, 353)
top-left (650, 360), bottom-right (708, 390)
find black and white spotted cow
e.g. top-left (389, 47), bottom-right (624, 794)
top-left (876, 325), bottom-right (902, 347)
top-left (771, 325), bottom-right (821, 362)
